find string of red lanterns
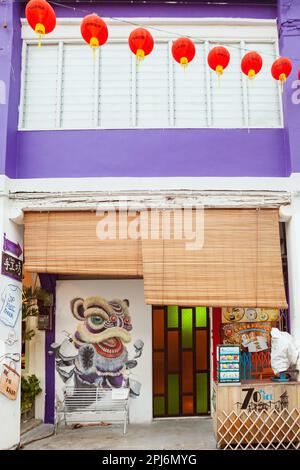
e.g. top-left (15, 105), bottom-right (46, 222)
top-left (25, 0), bottom-right (296, 91)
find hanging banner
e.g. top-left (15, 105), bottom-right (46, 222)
top-left (0, 363), bottom-right (20, 401)
top-left (3, 233), bottom-right (22, 258)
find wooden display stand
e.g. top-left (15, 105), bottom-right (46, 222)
top-left (212, 380), bottom-right (300, 449)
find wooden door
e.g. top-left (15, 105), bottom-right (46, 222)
top-left (152, 306), bottom-right (210, 417)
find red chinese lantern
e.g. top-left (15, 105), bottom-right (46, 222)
top-left (81, 14), bottom-right (108, 55)
top-left (25, 0), bottom-right (56, 47)
top-left (172, 37), bottom-right (196, 68)
top-left (128, 28), bottom-right (154, 62)
top-left (271, 57), bottom-right (292, 92)
top-left (298, 69), bottom-right (300, 80)
top-left (207, 46), bottom-right (230, 77)
top-left (241, 51), bottom-right (263, 79)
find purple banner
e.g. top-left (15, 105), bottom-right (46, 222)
top-left (3, 233), bottom-right (22, 258)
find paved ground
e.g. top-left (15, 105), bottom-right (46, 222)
top-left (20, 417), bottom-right (216, 450)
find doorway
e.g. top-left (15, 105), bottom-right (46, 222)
top-left (152, 306), bottom-right (210, 417)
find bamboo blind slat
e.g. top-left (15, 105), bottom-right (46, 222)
top-left (24, 211), bottom-right (143, 277)
top-left (141, 209), bottom-right (288, 308)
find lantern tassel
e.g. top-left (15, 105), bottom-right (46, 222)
top-left (279, 73), bottom-right (286, 94)
top-left (180, 56), bottom-right (188, 72)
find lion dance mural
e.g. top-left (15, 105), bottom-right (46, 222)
top-left (52, 296), bottom-right (144, 397)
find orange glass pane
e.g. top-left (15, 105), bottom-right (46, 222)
top-left (196, 330), bottom-right (208, 371)
top-left (168, 330), bottom-right (179, 373)
top-left (153, 308), bottom-right (165, 350)
top-left (153, 351), bottom-right (165, 394)
top-left (182, 351), bottom-right (193, 393)
top-left (182, 395), bottom-right (194, 415)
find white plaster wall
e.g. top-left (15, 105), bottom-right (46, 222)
top-left (0, 197), bottom-right (23, 449)
top-left (285, 196), bottom-right (300, 342)
top-left (55, 279), bottom-right (152, 423)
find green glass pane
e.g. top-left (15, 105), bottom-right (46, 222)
top-left (196, 307), bottom-right (207, 327)
top-left (167, 306), bottom-right (178, 328)
top-left (154, 396), bottom-right (165, 417)
top-left (181, 308), bottom-right (193, 348)
top-left (196, 373), bottom-right (208, 414)
top-left (168, 374), bottom-right (179, 415)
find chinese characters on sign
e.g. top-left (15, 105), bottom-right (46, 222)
top-left (1, 252), bottom-right (23, 282)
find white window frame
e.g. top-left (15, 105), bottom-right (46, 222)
top-left (19, 17), bottom-right (283, 131)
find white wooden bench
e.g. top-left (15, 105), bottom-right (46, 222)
top-left (55, 387), bottom-right (130, 435)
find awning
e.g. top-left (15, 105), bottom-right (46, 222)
top-left (24, 208), bottom-right (287, 309)
top-left (141, 208), bottom-right (287, 308)
top-left (24, 211), bottom-right (142, 277)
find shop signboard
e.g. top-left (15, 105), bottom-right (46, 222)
top-left (1, 252), bottom-right (23, 282)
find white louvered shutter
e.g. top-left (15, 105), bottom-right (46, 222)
top-left (21, 38), bottom-right (282, 130)
top-left (61, 44), bottom-right (95, 128)
top-left (210, 43), bottom-right (244, 127)
top-left (173, 43), bottom-right (207, 127)
top-left (99, 43), bottom-right (132, 128)
top-left (22, 44), bottom-right (59, 129)
top-left (246, 42), bottom-right (281, 127)
top-left (136, 42), bottom-right (170, 127)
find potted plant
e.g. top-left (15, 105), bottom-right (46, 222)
top-left (21, 374), bottom-right (42, 422)
top-left (22, 286), bottom-right (50, 340)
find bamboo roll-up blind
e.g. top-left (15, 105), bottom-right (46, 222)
top-left (24, 211), bottom-right (143, 276)
top-left (141, 209), bottom-right (287, 308)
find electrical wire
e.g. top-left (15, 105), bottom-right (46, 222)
top-left (47, 0), bottom-right (300, 63)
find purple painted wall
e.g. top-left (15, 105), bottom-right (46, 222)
top-left (3, 1), bottom-right (300, 178)
top-left (278, 0), bottom-right (300, 174)
top-left (0, 0), bottom-right (22, 177)
top-left (18, 128), bottom-right (289, 178)
top-left (39, 273), bottom-right (57, 425)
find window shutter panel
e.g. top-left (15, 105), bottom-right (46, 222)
top-left (22, 44), bottom-right (59, 129)
top-left (136, 42), bottom-right (170, 127)
top-left (246, 42), bottom-right (281, 128)
top-left (99, 43), bottom-right (132, 128)
top-left (173, 43), bottom-right (207, 127)
top-left (61, 44), bottom-right (95, 128)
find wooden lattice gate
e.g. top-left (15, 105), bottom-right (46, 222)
top-left (217, 408), bottom-right (300, 450)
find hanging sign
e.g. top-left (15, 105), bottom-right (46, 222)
top-left (0, 362), bottom-right (20, 401)
top-left (1, 252), bottom-right (23, 282)
top-left (3, 233), bottom-right (22, 258)
top-left (0, 284), bottom-right (22, 328)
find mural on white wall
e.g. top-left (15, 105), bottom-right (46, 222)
top-left (52, 296), bottom-right (144, 397)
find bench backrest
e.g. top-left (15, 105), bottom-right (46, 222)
top-left (64, 387), bottom-right (129, 412)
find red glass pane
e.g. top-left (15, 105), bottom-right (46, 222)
top-left (182, 351), bottom-right (193, 393)
top-left (196, 330), bottom-right (208, 371)
top-left (153, 351), bottom-right (165, 394)
top-left (182, 395), bottom-right (194, 415)
top-left (168, 331), bottom-right (179, 373)
top-left (153, 308), bottom-right (165, 350)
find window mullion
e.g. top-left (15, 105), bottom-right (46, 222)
top-left (131, 54), bottom-right (137, 127)
top-left (55, 41), bottom-right (63, 128)
top-left (204, 41), bottom-right (212, 127)
top-left (274, 40), bottom-right (284, 127)
top-left (241, 40), bottom-right (249, 128)
top-left (168, 40), bottom-right (175, 127)
top-left (94, 48), bottom-right (100, 127)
